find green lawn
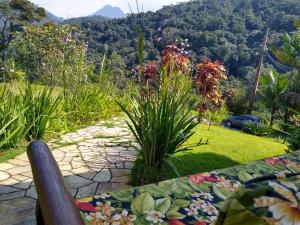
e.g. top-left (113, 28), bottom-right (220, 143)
top-left (167, 124), bottom-right (287, 178)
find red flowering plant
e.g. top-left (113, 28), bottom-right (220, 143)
top-left (194, 59), bottom-right (227, 114)
top-left (118, 45), bottom-right (197, 185)
top-left (161, 45), bottom-right (192, 76)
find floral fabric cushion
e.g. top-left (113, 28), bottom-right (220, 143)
top-left (216, 173), bottom-right (300, 225)
top-left (76, 151), bottom-right (300, 225)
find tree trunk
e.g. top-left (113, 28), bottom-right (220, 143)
top-left (270, 107), bottom-right (276, 127)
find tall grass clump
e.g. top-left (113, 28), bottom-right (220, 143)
top-left (63, 83), bottom-right (119, 127)
top-left (22, 84), bottom-right (61, 140)
top-left (119, 70), bottom-right (198, 184)
top-left (0, 85), bottom-right (27, 149)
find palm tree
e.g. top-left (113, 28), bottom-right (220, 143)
top-left (273, 30), bottom-right (300, 123)
top-left (259, 69), bottom-right (288, 126)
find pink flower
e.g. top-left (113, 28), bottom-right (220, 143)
top-left (189, 173), bottom-right (220, 184)
top-left (265, 157), bottom-right (289, 165)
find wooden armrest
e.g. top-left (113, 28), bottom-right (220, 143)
top-left (27, 141), bottom-right (85, 225)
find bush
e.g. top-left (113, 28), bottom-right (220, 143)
top-left (64, 84), bottom-right (117, 126)
top-left (22, 84), bottom-right (61, 140)
top-left (243, 122), bottom-right (271, 136)
top-left (118, 74), bottom-right (198, 185)
top-left (288, 125), bottom-right (300, 151)
top-left (0, 85), bottom-right (27, 149)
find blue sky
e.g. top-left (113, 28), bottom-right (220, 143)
top-left (29, 0), bottom-right (189, 18)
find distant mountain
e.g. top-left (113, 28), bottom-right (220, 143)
top-left (43, 10), bottom-right (63, 23)
top-left (90, 5), bottom-right (126, 19)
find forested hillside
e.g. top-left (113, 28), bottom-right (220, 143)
top-left (66, 0), bottom-right (300, 77)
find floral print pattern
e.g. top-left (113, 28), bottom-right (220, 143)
top-left (77, 151), bottom-right (300, 225)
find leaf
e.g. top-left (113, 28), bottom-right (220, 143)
top-left (189, 181), bottom-right (210, 193)
top-left (173, 199), bottom-right (190, 208)
top-left (213, 184), bottom-right (232, 200)
top-left (237, 171), bottom-right (253, 182)
top-left (140, 184), bottom-right (171, 197)
top-left (110, 189), bottom-right (133, 202)
top-left (155, 198), bottom-right (171, 214)
top-left (166, 205), bottom-right (185, 219)
top-left (173, 181), bottom-right (195, 197)
top-left (131, 192), bottom-right (155, 215)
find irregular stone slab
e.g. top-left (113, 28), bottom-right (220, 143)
top-left (65, 175), bottom-right (92, 189)
top-left (0, 163), bottom-right (15, 171)
top-left (14, 175), bottom-right (30, 182)
top-left (124, 161), bottom-right (135, 169)
top-left (76, 182), bottom-right (98, 198)
top-left (93, 169), bottom-right (111, 182)
top-left (0, 178), bottom-right (19, 186)
top-left (15, 153), bottom-right (30, 162)
top-left (96, 182), bottom-right (131, 194)
top-left (0, 190), bottom-right (25, 201)
top-left (7, 166), bottom-right (32, 176)
top-left (111, 175), bottom-right (131, 183)
top-left (111, 169), bottom-right (131, 177)
top-left (0, 197), bottom-right (36, 225)
top-left (7, 159), bottom-right (28, 166)
top-left (0, 171), bottom-right (10, 181)
top-left (13, 180), bottom-right (32, 189)
top-left (25, 186), bottom-right (37, 199)
top-left (0, 185), bottom-right (20, 195)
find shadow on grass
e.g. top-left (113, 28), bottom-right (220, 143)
top-left (166, 152), bottom-right (240, 179)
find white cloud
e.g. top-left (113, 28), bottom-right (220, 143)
top-left (29, 0), bottom-right (189, 18)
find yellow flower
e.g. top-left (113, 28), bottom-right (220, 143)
top-left (254, 181), bottom-right (300, 225)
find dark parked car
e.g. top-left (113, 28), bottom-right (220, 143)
top-left (224, 115), bottom-right (260, 129)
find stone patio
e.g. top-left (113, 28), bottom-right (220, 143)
top-left (0, 118), bottom-right (138, 225)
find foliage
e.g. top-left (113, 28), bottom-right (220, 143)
top-left (222, 77), bottom-right (250, 115)
top-left (274, 31), bottom-right (300, 69)
top-left (243, 121), bottom-right (271, 137)
top-left (0, 0), bottom-right (45, 65)
top-left (65, 0), bottom-right (300, 77)
top-left (118, 73), bottom-right (197, 184)
top-left (4, 58), bottom-right (26, 81)
top-left (63, 84), bottom-right (115, 125)
top-left (194, 59), bottom-right (227, 113)
top-left (287, 125), bottom-right (300, 151)
top-left (0, 85), bottom-right (27, 149)
top-left (13, 23), bottom-right (89, 85)
top-left (258, 69), bottom-right (288, 126)
top-left (22, 84), bottom-right (61, 140)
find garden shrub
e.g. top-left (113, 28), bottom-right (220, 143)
top-left (243, 122), bottom-right (271, 137)
top-left (118, 71), bottom-right (198, 185)
top-left (287, 125), bottom-right (300, 151)
top-left (0, 85), bottom-right (27, 149)
top-left (22, 84), bottom-right (61, 140)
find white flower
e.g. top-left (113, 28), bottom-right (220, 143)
top-left (99, 193), bottom-right (111, 199)
top-left (145, 210), bottom-right (165, 224)
top-left (208, 215), bottom-right (218, 222)
top-left (184, 206), bottom-right (199, 216)
top-left (201, 202), bottom-right (218, 215)
top-left (192, 192), bottom-right (201, 198)
top-left (191, 198), bottom-right (206, 210)
top-left (201, 193), bottom-right (214, 201)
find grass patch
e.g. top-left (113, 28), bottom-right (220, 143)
top-left (166, 124), bottom-right (287, 179)
top-left (0, 146), bottom-right (26, 163)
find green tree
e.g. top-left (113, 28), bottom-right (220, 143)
top-left (0, 0), bottom-right (45, 63)
top-left (274, 30), bottom-right (300, 122)
top-left (259, 69), bottom-right (288, 126)
top-left (14, 23), bottom-right (88, 88)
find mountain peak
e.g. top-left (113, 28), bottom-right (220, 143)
top-left (90, 5), bottom-right (126, 19)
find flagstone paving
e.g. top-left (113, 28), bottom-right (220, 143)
top-left (0, 118), bottom-right (138, 225)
